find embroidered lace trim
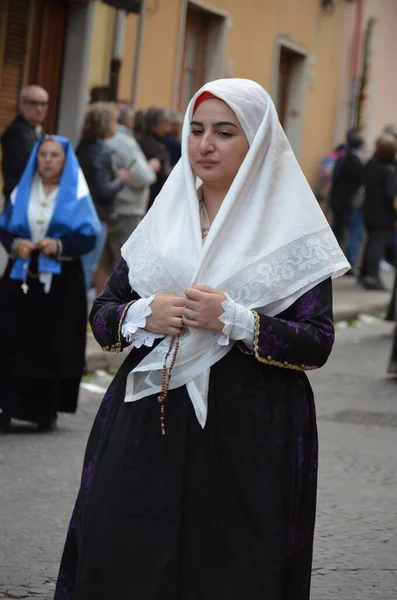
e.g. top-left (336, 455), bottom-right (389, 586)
top-left (218, 293), bottom-right (255, 347)
top-left (121, 296), bottom-right (164, 348)
top-left (123, 227), bottom-right (347, 314)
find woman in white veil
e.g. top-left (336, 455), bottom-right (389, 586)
top-left (55, 79), bottom-right (349, 600)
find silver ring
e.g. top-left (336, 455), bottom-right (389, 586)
top-left (187, 310), bottom-right (195, 321)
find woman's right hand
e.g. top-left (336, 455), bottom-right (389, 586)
top-left (118, 168), bottom-right (132, 184)
top-left (145, 294), bottom-right (186, 336)
top-left (148, 158), bottom-right (161, 173)
top-left (15, 239), bottom-right (36, 260)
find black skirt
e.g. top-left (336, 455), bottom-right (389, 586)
top-left (55, 343), bottom-right (318, 600)
top-left (0, 252), bottom-right (87, 424)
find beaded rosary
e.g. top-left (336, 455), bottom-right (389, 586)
top-left (157, 332), bottom-right (181, 435)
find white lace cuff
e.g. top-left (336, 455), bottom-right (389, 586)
top-left (218, 293), bottom-right (255, 348)
top-left (121, 295), bottom-right (164, 348)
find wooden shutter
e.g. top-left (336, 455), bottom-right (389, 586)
top-left (0, 0), bottom-right (31, 135)
top-left (28, 0), bottom-right (69, 133)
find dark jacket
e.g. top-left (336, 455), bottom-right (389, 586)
top-left (330, 150), bottom-right (364, 214)
top-left (363, 157), bottom-right (397, 230)
top-left (163, 134), bottom-right (181, 168)
top-left (76, 139), bottom-right (124, 222)
top-left (1, 114), bottom-right (45, 201)
top-left (136, 131), bottom-right (171, 209)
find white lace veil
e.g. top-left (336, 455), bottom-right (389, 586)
top-left (121, 78), bottom-right (349, 427)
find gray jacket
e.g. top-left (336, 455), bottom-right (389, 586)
top-left (106, 126), bottom-right (156, 218)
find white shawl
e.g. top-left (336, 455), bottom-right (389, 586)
top-left (121, 78), bottom-right (349, 427)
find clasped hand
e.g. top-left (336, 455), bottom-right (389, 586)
top-left (16, 237), bottom-right (58, 260)
top-left (145, 285), bottom-right (226, 336)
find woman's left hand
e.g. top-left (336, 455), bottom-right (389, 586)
top-left (37, 237), bottom-right (58, 257)
top-left (183, 285), bottom-right (226, 332)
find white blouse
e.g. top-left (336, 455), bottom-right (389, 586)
top-left (26, 175), bottom-right (59, 293)
top-left (27, 176), bottom-right (58, 243)
top-left (121, 200), bottom-right (255, 349)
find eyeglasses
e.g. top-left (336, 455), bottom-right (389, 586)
top-left (24, 100), bottom-right (49, 108)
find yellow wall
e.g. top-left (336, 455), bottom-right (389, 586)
top-left (117, 12), bottom-right (139, 102)
top-left (114, 0), bottom-right (347, 184)
top-left (119, 0), bottom-right (182, 108)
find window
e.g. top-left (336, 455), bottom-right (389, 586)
top-left (178, 2), bottom-right (227, 112)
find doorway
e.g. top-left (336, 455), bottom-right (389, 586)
top-left (272, 40), bottom-right (308, 158)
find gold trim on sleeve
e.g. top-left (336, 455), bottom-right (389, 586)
top-left (252, 310), bottom-right (318, 371)
top-left (101, 300), bottom-right (137, 353)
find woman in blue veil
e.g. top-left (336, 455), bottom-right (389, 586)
top-left (0, 135), bottom-right (100, 431)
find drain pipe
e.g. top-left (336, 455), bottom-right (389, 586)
top-left (131, 0), bottom-right (146, 109)
top-left (110, 10), bottom-right (126, 101)
top-left (348, 0), bottom-right (363, 130)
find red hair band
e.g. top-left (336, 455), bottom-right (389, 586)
top-left (193, 91), bottom-right (218, 112)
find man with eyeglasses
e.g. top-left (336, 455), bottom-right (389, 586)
top-left (1, 85), bottom-right (49, 203)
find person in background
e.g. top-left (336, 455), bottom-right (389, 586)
top-left (384, 124), bottom-right (397, 318)
top-left (133, 109), bottom-right (147, 136)
top-left (387, 253), bottom-right (397, 374)
top-left (136, 107), bottom-right (171, 209)
top-left (360, 134), bottom-right (397, 290)
top-left (315, 143), bottom-right (346, 218)
top-left (163, 110), bottom-right (183, 168)
top-left (115, 101), bottom-right (135, 136)
top-left (76, 102), bottom-right (131, 295)
top-left (1, 85), bottom-right (48, 203)
top-left (330, 130), bottom-right (365, 270)
top-left (384, 124), bottom-right (397, 139)
top-left (101, 103), bottom-right (159, 275)
top-left (0, 136), bottom-right (99, 432)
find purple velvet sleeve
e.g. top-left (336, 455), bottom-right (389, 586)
top-left (253, 278), bottom-right (334, 369)
top-left (89, 258), bottom-right (140, 352)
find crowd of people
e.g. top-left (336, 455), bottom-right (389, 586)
top-left (320, 126), bottom-right (396, 290)
top-left (317, 125), bottom-right (397, 374)
top-left (0, 84), bottom-right (182, 431)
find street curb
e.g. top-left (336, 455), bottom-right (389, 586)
top-left (85, 301), bottom-right (389, 374)
top-left (334, 302), bottom-right (387, 324)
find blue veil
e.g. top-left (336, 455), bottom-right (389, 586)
top-left (0, 135), bottom-right (100, 281)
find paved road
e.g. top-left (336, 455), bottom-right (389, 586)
top-left (1, 320), bottom-right (396, 599)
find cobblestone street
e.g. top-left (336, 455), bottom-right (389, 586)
top-left (1, 320), bottom-right (396, 599)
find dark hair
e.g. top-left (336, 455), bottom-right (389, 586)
top-left (346, 129), bottom-right (364, 150)
top-left (375, 134), bottom-right (396, 162)
top-left (134, 109), bottom-right (147, 135)
top-left (145, 107), bottom-right (168, 131)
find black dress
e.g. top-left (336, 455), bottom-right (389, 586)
top-left (387, 274), bottom-right (397, 374)
top-left (361, 158), bottom-right (397, 284)
top-left (330, 150), bottom-right (364, 246)
top-left (54, 259), bottom-right (334, 600)
top-left (0, 232), bottom-right (94, 426)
